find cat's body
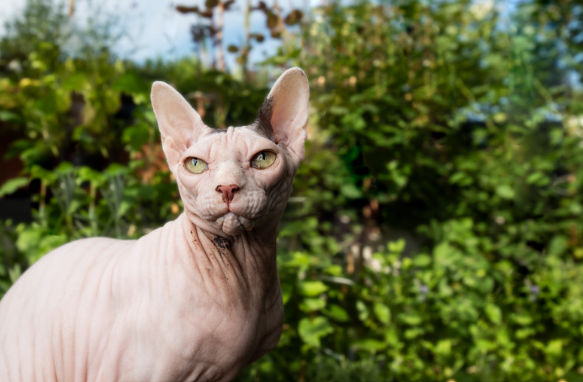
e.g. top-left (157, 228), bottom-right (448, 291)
top-left (0, 214), bottom-right (282, 381)
top-left (0, 68), bottom-right (309, 381)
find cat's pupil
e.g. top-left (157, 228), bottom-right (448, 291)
top-left (192, 158), bottom-right (198, 166)
top-left (259, 153), bottom-right (265, 161)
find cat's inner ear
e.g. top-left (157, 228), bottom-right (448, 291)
top-left (253, 68), bottom-right (309, 159)
top-left (151, 81), bottom-right (206, 170)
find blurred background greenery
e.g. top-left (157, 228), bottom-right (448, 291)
top-left (1, 0), bottom-right (583, 380)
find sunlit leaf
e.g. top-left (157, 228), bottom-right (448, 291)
top-left (299, 297), bottom-right (326, 312)
top-left (373, 303), bottom-right (391, 324)
top-left (298, 281), bottom-right (328, 296)
top-left (353, 338), bottom-right (385, 352)
top-left (298, 317), bottom-right (333, 348)
top-left (496, 184), bottom-right (515, 200)
top-left (324, 304), bottom-right (350, 322)
top-left (0, 178), bottom-right (29, 197)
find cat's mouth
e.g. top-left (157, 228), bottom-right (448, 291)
top-left (217, 212), bottom-right (255, 236)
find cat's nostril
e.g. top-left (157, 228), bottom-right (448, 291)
top-left (216, 184), bottom-right (240, 204)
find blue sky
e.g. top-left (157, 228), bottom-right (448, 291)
top-left (0, 0), bottom-right (299, 66)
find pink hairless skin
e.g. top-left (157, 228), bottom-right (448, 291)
top-left (0, 68), bottom-right (309, 381)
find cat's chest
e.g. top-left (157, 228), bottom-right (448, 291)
top-left (144, 264), bottom-right (270, 356)
top-left (110, 282), bottom-right (257, 380)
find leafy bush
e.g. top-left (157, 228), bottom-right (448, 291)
top-left (2, 0), bottom-right (583, 381)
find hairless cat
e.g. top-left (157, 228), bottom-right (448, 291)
top-left (0, 67), bottom-right (309, 381)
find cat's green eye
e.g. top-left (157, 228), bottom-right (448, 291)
top-left (251, 151), bottom-right (276, 169)
top-left (184, 157), bottom-right (208, 174)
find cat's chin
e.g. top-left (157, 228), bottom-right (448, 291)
top-left (219, 212), bottom-right (254, 236)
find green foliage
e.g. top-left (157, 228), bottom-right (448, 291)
top-left (2, 0), bottom-right (583, 381)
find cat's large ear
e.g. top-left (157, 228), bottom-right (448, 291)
top-left (151, 81), bottom-right (206, 171)
top-left (254, 67), bottom-right (309, 160)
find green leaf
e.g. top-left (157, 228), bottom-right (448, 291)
top-left (399, 312), bottom-right (422, 326)
top-left (0, 110), bottom-right (21, 122)
top-left (323, 304), bottom-right (350, 322)
top-left (15, 226), bottom-right (45, 254)
top-left (281, 283), bottom-right (293, 305)
top-left (62, 72), bottom-right (87, 91)
top-left (495, 184), bottom-right (515, 199)
top-left (485, 303), bottom-right (502, 324)
top-left (388, 239), bottom-right (405, 253)
top-left (516, 328), bottom-right (535, 339)
top-left (412, 254), bottom-right (431, 267)
top-left (404, 327), bottom-right (424, 339)
top-left (433, 242), bottom-right (462, 269)
top-left (77, 167), bottom-right (104, 184)
top-left (112, 71), bottom-right (149, 94)
top-left (353, 339), bottom-right (385, 352)
top-left (297, 281), bottom-right (328, 296)
top-left (122, 126), bottom-right (150, 151)
top-left (546, 339), bottom-right (563, 357)
top-left (356, 300), bottom-right (369, 321)
top-left (549, 235), bottom-right (568, 256)
top-left (299, 297), bottom-right (326, 312)
top-left (526, 171), bottom-right (549, 185)
top-left (434, 339), bottom-right (452, 356)
top-left (340, 184), bottom-right (362, 199)
top-left (373, 303), bottom-right (391, 324)
top-left (298, 316), bottom-right (333, 348)
top-left (329, 106), bottom-right (348, 115)
top-left (512, 313), bottom-right (533, 326)
top-left (33, 93), bottom-right (57, 114)
top-left (0, 178), bottom-right (29, 197)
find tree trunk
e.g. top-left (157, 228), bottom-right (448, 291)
top-left (68, 0), bottom-right (75, 16)
top-left (243, 0), bottom-right (250, 80)
top-left (216, 0), bottom-right (225, 72)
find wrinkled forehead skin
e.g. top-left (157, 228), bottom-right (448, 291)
top-left (177, 124), bottom-right (299, 195)
top-left (194, 125), bottom-right (298, 176)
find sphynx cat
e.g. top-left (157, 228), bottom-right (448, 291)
top-left (0, 68), bottom-right (309, 381)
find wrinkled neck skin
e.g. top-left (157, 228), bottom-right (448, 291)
top-left (178, 210), bottom-right (281, 298)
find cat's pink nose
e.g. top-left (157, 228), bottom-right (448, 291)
top-left (216, 184), bottom-right (240, 204)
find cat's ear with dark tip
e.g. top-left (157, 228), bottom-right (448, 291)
top-left (254, 67), bottom-right (309, 160)
top-left (151, 81), bottom-right (207, 171)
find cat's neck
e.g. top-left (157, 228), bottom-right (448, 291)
top-left (173, 212), bottom-right (280, 304)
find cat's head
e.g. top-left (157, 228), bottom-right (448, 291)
top-left (151, 68), bottom-right (309, 237)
